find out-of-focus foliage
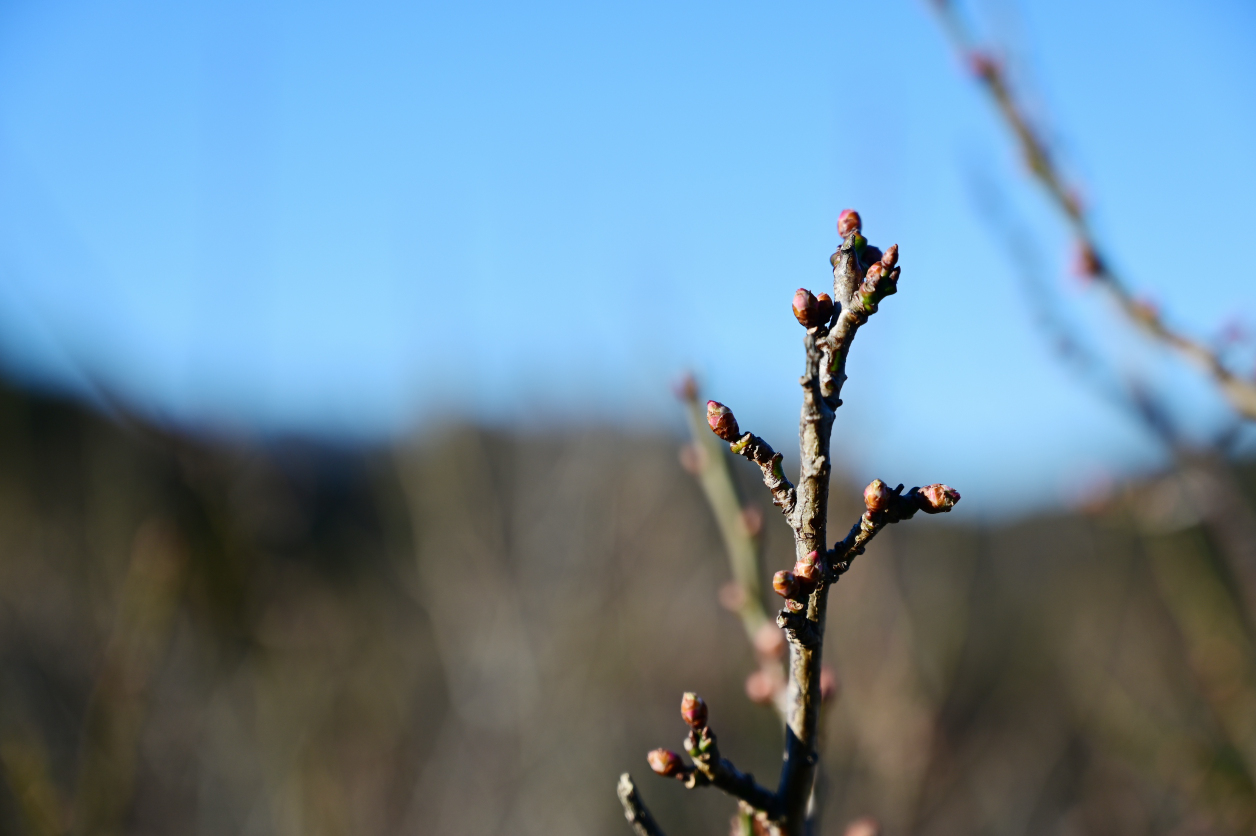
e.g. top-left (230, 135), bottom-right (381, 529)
top-left (0, 380), bottom-right (1254, 836)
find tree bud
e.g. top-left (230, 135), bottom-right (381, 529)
top-left (673, 373), bottom-right (698, 401)
top-left (792, 288), bottom-right (824, 328)
top-left (844, 817), bottom-right (881, 836)
top-left (679, 444), bottom-right (702, 475)
top-left (837, 209), bottom-right (862, 237)
top-left (706, 401), bottom-right (741, 441)
top-left (718, 581), bottom-right (747, 613)
top-left (772, 570), bottom-right (798, 598)
top-left (968, 51), bottom-right (997, 81)
top-left (1073, 242), bottom-right (1102, 279)
top-left (820, 665), bottom-right (838, 702)
top-left (864, 479), bottom-right (891, 513)
top-left (793, 550), bottom-right (821, 583)
top-left (881, 243), bottom-right (898, 269)
top-left (647, 748), bottom-right (686, 778)
top-left (815, 293), bottom-right (834, 324)
top-left (745, 670), bottom-right (776, 705)
top-left (680, 692), bottom-right (708, 729)
top-left (754, 622), bottom-right (786, 659)
top-left (739, 505), bottom-right (763, 537)
top-left (917, 484), bottom-right (961, 513)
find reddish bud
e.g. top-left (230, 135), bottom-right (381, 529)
top-left (918, 484), bottom-right (961, 513)
top-left (783, 598), bottom-right (806, 614)
top-left (815, 292), bottom-right (834, 324)
top-left (1131, 297), bottom-right (1159, 325)
top-left (865, 262), bottom-right (885, 283)
top-left (792, 288), bottom-right (824, 328)
top-left (881, 244), bottom-right (898, 269)
top-left (820, 665), bottom-right (838, 702)
top-left (844, 817), bottom-right (882, 836)
top-left (648, 748), bottom-right (686, 778)
top-left (679, 444), bottom-right (702, 475)
top-left (673, 373), bottom-right (698, 402)
top-left (706, 401), bottom-right (741, 442)
top-left (745, 670), bottom-right (776, 705)
top-left (968, 51), bottom-right (997, 81)
top-left (772, 570), bottom-right (798, 598)
top-left (838, 209), bottom-right (862, 237)
top-left (864, 479), bottom-right (891, 513)
top-left (793, 550), bottom-right (821, 583)
top-left (1072, 242), bottom-right (1102, 279)
top-left (718, 580), bottom-right (747, 613)
top-left (739, 505), bottom-right (763, 537)
top-left (753, 622), bottom-right (786, 659)
top-left (680, 692), bottom-right (708, 729)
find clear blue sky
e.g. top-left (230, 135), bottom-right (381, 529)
top-left (0, 0), bottom-right (1253, 514)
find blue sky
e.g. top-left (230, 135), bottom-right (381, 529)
top-left (0, 0), bottom-right (1253, 514)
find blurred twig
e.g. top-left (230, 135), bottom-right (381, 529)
top-left (929, 0), bottom-right (1256, 421)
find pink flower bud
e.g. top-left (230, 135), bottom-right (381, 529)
top-left (864, 262), bottom-right (885, 283)
top-left (864, 479), bottom-right (891, 513)
top-left (753, 622), bottom-right (786, 659)
top-left (968, 51), bottom-right (997, 81)
top-left (918, 484), bottom-right (960, 513)
top-left (680, 692), bottom-right (708, 729)
top-left (792, 288), bottom-right (824, 328)
top-left (772, 570), bottom-right (799, 598)
top-left (880, 244), bottom-right (898, 269)
top-left (793, 550), bottom-right (821, 583)
top-left (844, 817), bottom-right (881, 836)
top-left (672, 373), bottom-right (698, 401)
top-left (647, 748), bottom-right (686, 778)
top-left (739, 505), bottom-right (763, 537)
top-left (820, 665), bottom-right (838, 702)
top-left (838, 209), bottom-right (862, 237)
top-left (1072, 242), bottom-right (1102, 279)
top-left (678, 444), bottom-right (702, 475)
top-left (706, 401), bottom-right (741, 442)
top-left (815, 292), bottom-right (834, 324)
top-left (718, 580), bottom-right (747, 612)
top-left (745, 670), bottom-right (776, 705)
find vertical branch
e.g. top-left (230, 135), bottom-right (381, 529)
top-left (677, 379), bottom-right (771, 641)
top-left (621, 210), bottom-right (959, 836)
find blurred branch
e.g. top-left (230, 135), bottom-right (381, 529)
top-left (0, 735), bottom-right (64, 836)
top-left (929, 0), bottom-right (1256, 421)
top-left (71, 518), bottom-right (188, 836)
top-left (617, 774), bottom-right (667, 836)
top-left (626, 212), bottom-right (960, 836)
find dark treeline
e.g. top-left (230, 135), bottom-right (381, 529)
top-left (0, 380), bottom-right (1253, 836)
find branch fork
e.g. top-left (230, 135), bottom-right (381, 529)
top-left (619, 210), bottom-right (960, 836)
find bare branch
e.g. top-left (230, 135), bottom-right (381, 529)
top-left (928, 1), bottom-right (1256, 420)
top-left (622, 211), bottom-right (959, 836)
top-left (618, 774), bottom-right (667, 836)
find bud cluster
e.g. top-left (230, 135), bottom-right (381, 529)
top-left (772, 549), bottom-right (825, 605)
top-left (792, 289), bottom-right (835, 329)
top-left (915, 483), bottom-right (961, 514)
top-left (857, 244), bottom-right (901, 313)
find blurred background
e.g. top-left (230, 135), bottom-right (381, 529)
top-left (1, 0), bottom-right (1256, 833)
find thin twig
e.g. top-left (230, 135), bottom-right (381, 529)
top-left (618, 774), bottom-right (667, 836)
top-left (929, 0), bottom-right (1256, 420)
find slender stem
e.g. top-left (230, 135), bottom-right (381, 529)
top-left (617, 774), bottom-right (667, 836)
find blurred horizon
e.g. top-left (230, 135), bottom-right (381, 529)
top-left (1, 0), bottom-right (1255, 514)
